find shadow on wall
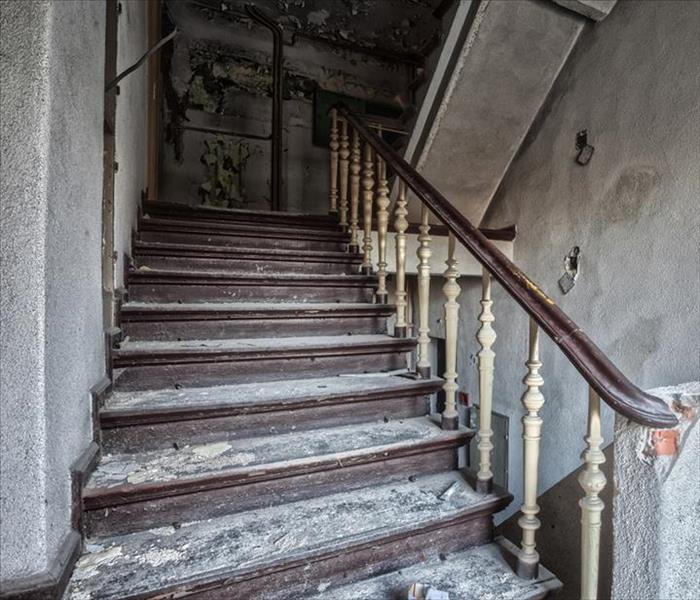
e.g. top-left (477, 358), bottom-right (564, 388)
top-left (496, 445), bottom-right (614, 600)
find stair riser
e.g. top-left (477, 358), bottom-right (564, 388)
top-left (143, 203), bottom-right (340, 230)
top-left (134, 255), bottom-right (361, 275)
top-left (139, 231), bottom-right (348, 252)
top-left (83, 445), bottom-right (462, 537)
top-left (118, 511), bottom-right (493, 600)
top-left (113, 351), bottom-right (409, 391)
top-left (101, 394), bottom-right (430, 453)
top-left (140, 218), bottom-right (348, 241)
top-left (128, 283), bottom-right (376, 303)
top-left (121, 315), bottom-right (388, 340)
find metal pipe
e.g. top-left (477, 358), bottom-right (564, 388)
top-left (245, 4), bottom-right (283, 212)
top-left (176, 124), bottom-right (271, 141)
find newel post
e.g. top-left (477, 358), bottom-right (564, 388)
top-left (329, 109), bottom-right (339, 214)
top-left (441, 233), bottom-right (460, 430)
top-left (393, 181), bottom-right (409, 336)
top-left (415, 205), bottom-right (432, 378)
top-left (360, 142), bottom-right (374, 274)
top-left (579, 386), bottom-right (607, 600)
top-left (476, 268), bottom-right (496, 493)
top-left (517, 319), bottom-right (545, 579)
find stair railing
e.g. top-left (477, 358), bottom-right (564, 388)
top-left (328, 105), bottom-right (677, 600)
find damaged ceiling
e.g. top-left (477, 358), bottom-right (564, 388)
top-left (184, 0), bottom-right (445, 61)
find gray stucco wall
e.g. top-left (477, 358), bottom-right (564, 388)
top-left (113, 0), bottom-right (148, 289)
top-left (426, 0), bottom-right (700, 530)
top-left (0, 0), bottom-right (106, 581)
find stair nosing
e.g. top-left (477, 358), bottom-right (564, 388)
top-left (113, 336), bottom-right (415, 367)
top-left (84, 422), bottom-right (471, 509)
top-left (127, 269), bottom-right (377, 285)
top-left (101, 377), bottom-right (442, 426)
top-left (120, 302), bottom-right (394, 321)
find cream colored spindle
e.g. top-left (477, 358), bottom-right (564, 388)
top-left (415, 205), bottom-right (432, 378)
top-left (360, 142), bottom-right (374, 274)
top-left (476, 268), bottom-right (496, 493)
top-left (349, 129), bottom-right (361, 253)
top-left (579, 387), bottom-right (607, 600)
top-left (393, 181), bottom-right (408, 336)
top-left (441, 233), bottom-right (460, 430)
top-left (517, 319), bottom-right (545, 579)
top-left (338, 119), bottom-right (350, 228)
top-left (329, 109), bottom-right (339, 215)
top-left (375, 156), bottom-right (390, 304)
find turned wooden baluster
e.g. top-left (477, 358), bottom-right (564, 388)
top-left (375, 155), bottom-right (390, 304)
top-left (476, 268), bottom-right (496, 493)
top-left (329, 109), bottom-right (339, 215)
top-left (393, 181), bottom-right (408, 336)
top-left (517, 319), bottom-right (545, 579)
top-left (360, 142), bottom-right (374, 274)
top-left (349, 129), bottom-right (361, 253)
top-left (441, 233), bottom-right (460, 430)
top-left (579, 387), bottom-right (607, 600)
top-left (338, 119), bottom-right (350, 229)
top-left (415, 205), bottom-right (432, 378)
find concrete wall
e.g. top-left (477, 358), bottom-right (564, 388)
top-left (0, 0), bottom-right (105, 581)
top-left (612, 382), bottom-right (699, 600)
top-left (113, 0), bottom-right (148, 289)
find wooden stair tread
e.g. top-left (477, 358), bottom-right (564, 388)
top-left (307, 537), bottom-right (561, 600)
top-left (141, 216), bottom-right (350, 239)
top-left (120, 301), bottom-right (392, 318)
top-left (143, 201), bottom-right (339, 223)
top-left (102, 373), bottom-right (441, 419)
top-left (114, 334), bottom-right (414, 362)
top-left (84, 416), bottom-right (468, 503)
top-left (68, 472), bottom-right (508, 599)
top-left (128, 267), bottom-right (376, 283)
top-left (133, 240), bottom-right (362, 261)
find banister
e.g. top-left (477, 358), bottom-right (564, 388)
top-left (336, 103), bottom-right (677, 429)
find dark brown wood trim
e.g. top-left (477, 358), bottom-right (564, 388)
top-left (89, 376), bottom-right (112, 445)
top-left (142, 201), bottom-right (338, 226)
top-left (337, 104), bottom-right (676, 428)
top-left (71, 441), bottom-right (100, 533)
top-left (120, 304), bottom-right (394, 323)
top-left (113, 337), bottom-right (416, 367)
top-left (133, 241), bottom-right (363, 263)
top-left (101, 377), bottom-right (442, 427)
top-left (0, 531), bottom-right (81, 600)
top-left (139, 217), bottom-right (348, 242)
top-left (127, 269), bottom-right (377, 288)
top-left (83, 431), bottom-right (470, 510)
top-left (119, 490), bottom-right (510, 600)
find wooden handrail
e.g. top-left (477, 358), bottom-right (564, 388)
top-left (337, 103), bottom-right (677, 428)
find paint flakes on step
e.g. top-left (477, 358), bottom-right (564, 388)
top-left (192, 441), bottom-right (232, 458)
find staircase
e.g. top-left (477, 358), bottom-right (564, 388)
top-left (65, 202), bottom-right (559, 599)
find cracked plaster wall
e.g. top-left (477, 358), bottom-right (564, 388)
top-left (159, 1), bottom-right (412, 212)
top-left (0, 0), bottom-right (105, 581)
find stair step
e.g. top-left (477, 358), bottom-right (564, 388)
top-left (101, 374), bottom-right (443, 452)
top-left (113, 334), bottom-right (415, 390)
top-left (133, 240), bottom-right (362, 274)
top-left (69, 472), bottom-right (510, 599)
top-left (120, 302), bottom-right (391, 340)
top-left (307, 537), bottom-right (561, 600)
top-left (143, 201), bottom-right (340, 230)
top-left (127, 268), bottom-right (377, 303)
top-left (84, 417), bottom-right (471, 536)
